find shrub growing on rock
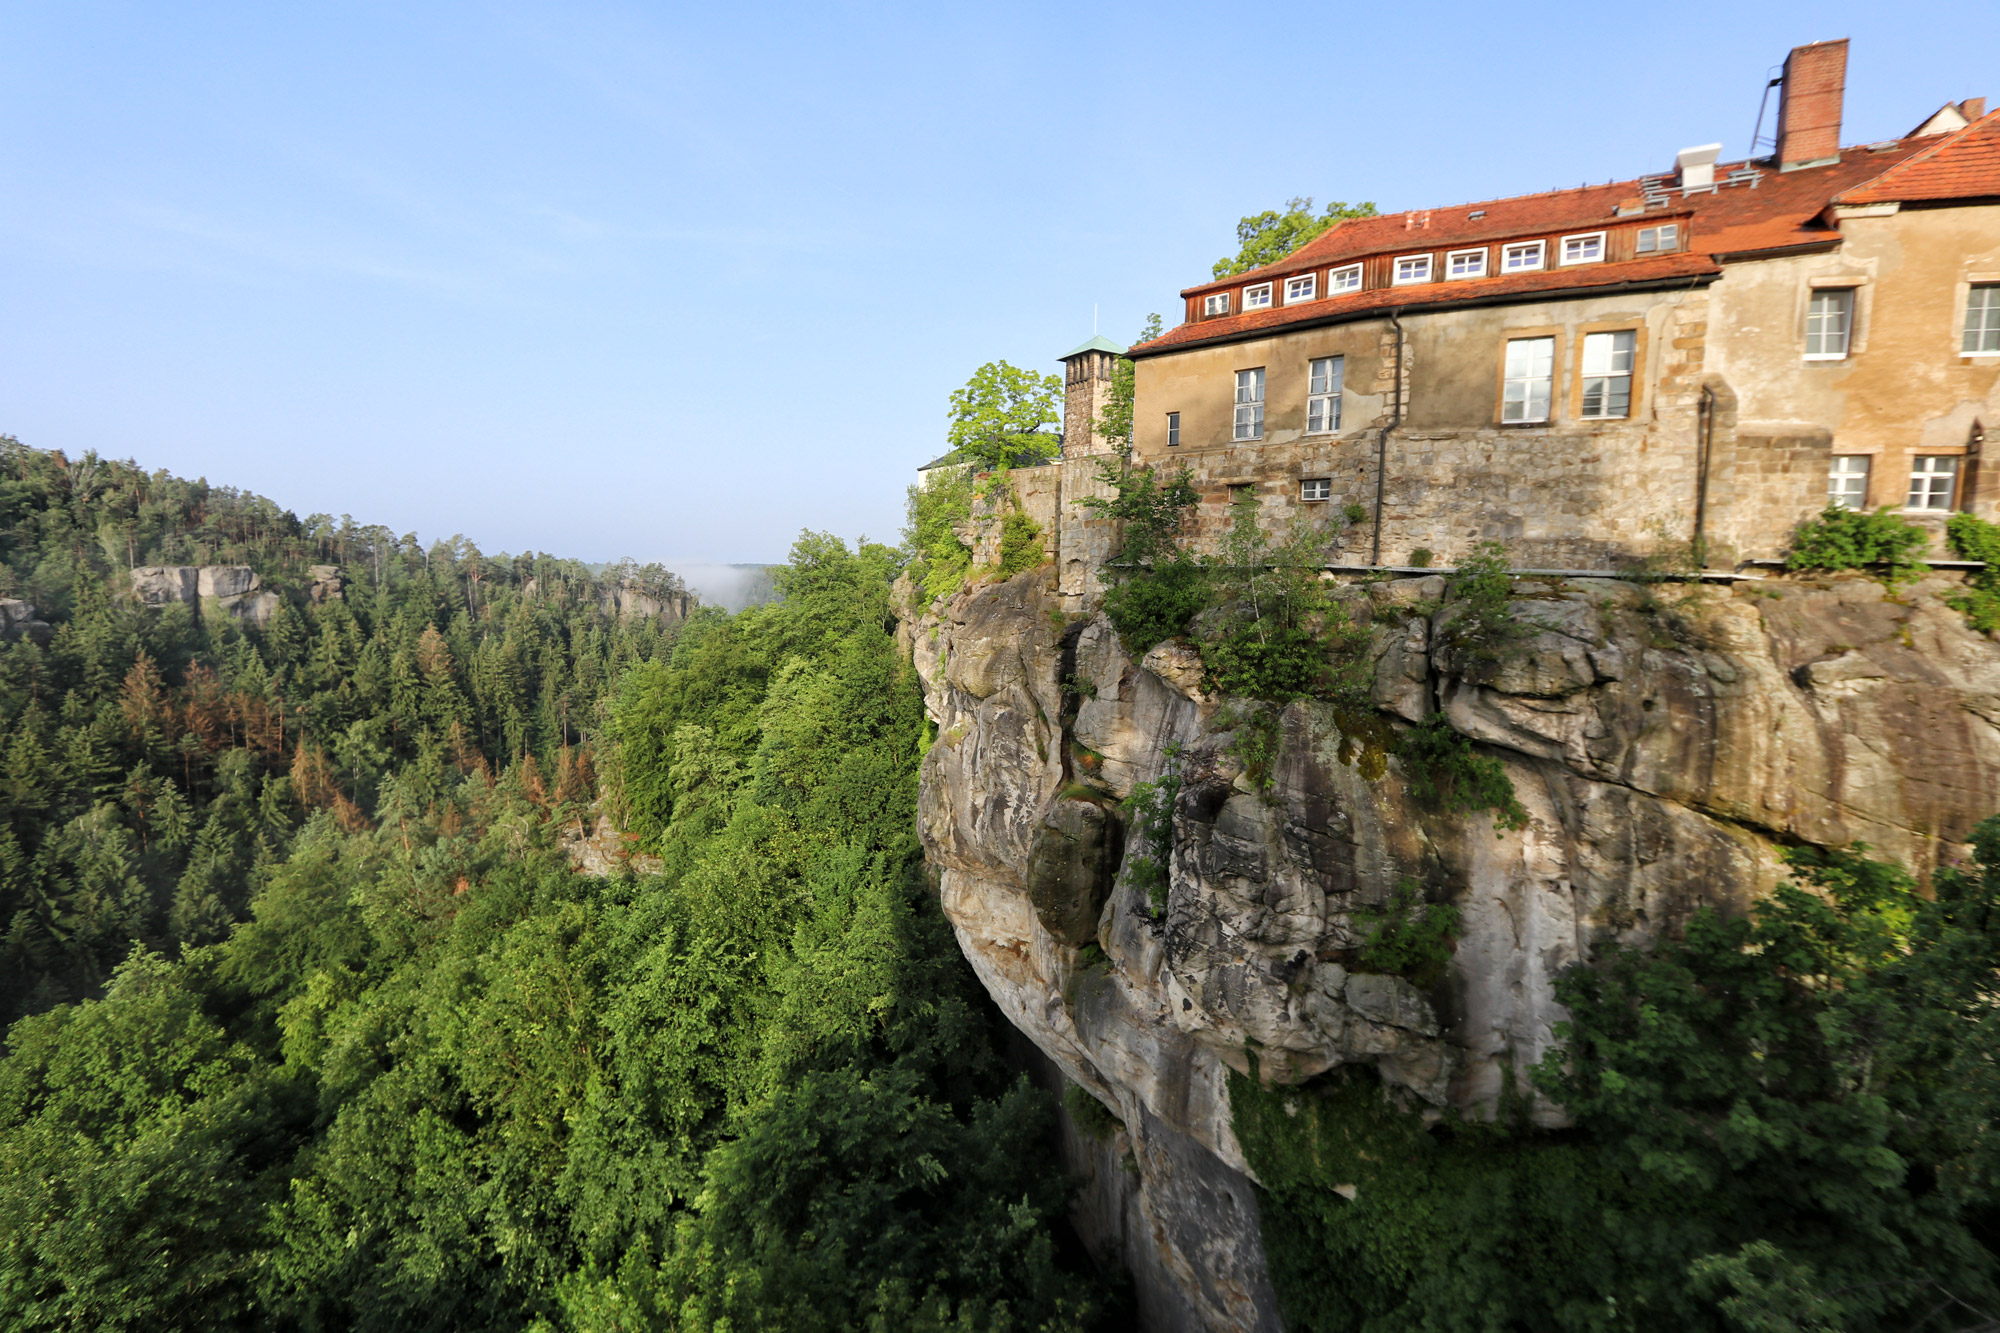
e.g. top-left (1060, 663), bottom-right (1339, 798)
top-left (1786, 505), bottom-right (1929, 584)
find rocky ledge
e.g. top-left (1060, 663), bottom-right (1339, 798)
top-left (895, 565), bottom-right (2000, 1333)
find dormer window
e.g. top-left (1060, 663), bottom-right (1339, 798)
top-left (1636, 224), bottom-right (1679, 254)
top-left (1393, 254), bottom-right (1433, 285)
top-left (1329, 263), bottom-right (1363, 294)
top-left (1561, 232), bottom-right (1606, 265)
top-left (1243, 283), bottom-right (1273, 311)
top-left (1502, 241), bottom-right (1545, 272)
top-left (1203, 292), bottom-right (1232, 317)
top-left (1284, 274), bottom-right (1317, 303)
top-left (1447, 248), bottom-right (1487, 279)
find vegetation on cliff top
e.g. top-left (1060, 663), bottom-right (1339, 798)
top-left (0, 443), bottom-right (1115, 1331)
top-left (1786, 504), bottom-right (1932, 584)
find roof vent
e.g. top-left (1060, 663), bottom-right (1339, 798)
top-left (1468, 209), bottom-right (1486, 220)
top-left (1677, 143), bottom-right (1723, 192)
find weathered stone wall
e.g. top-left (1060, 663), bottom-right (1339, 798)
top-left (1125, 286), bottom-right (1735, 566)
top-left (1122, 204), bottom-right (2000, 568)
top-left (1063, 348), bottom-right (1121, 459)
top-left (1704, 206), bottom-right (2000, 521)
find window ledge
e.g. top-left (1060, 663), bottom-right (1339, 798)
top-left (1803, 353), bottom-right (1850, 362)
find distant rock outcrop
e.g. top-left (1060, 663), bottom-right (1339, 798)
top-left (128, 565), bottom-right (282, 627)
top-left (130, 566), bottom-right (200, 607)
top-left (0, 599), bottom-right (52, 644)
top-left (601, 583), bottom-right (694, 624)
top-left (308, 565), bottom-right (343, 603)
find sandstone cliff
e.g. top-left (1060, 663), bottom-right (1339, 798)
top-left (896, 565), bottom-right (2000, 1333)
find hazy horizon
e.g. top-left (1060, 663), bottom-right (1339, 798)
top-left (6, 2), bottom-right (1997, 563)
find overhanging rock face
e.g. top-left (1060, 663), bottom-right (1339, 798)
top-left (896, 562), bottom-right (2000, 1331)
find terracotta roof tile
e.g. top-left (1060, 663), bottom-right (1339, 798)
top-left (1131, 140), bottom-right (1942, 358)
top-left (1136, 254), bottom-right (1718, 355)
top-left (1837, 109), bottom-right (2000, 203)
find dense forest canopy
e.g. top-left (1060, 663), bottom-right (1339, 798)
top-left (0, 439), bottom-right (1114, 1330)
top-left (0, 437), bottom-right (687, 1025)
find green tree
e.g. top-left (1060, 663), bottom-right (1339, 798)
top-left (1213, 196), bottom-right (1378, 278)
top-left (946, 361), bottom-right (1062, 469)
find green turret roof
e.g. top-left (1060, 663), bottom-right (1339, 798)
top-left (1060, 334), bottom-right (1126, 359)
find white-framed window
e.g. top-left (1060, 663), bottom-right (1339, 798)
top-left (1806, 288), bottom-right (1855, 359)
top-left (1300, 477), bottom-right (1332, 502)
top-left (1636, 224), bottom-right (1680, 254)
top-left (1393, 254), bottom-right (1433, 285)
top-left (1964, 284), bottom-right (2000, 355)
top-left (1203, 292), bottom-right (1231, 317)
top-left (1285, 274), bottom-right (1317, 303)
top-left (1307, 356), bottom-right (1344, 433)
top-left (1243, 283), bottom-right (1273, 311)
top-left (1447, 248), bottom-right (1488, 279)
top-left (1502, 241), bottom-right (1545, 272)
top-left (1561, 232), bottom-right (1606, 265)
top-left (1578, 330), bottom-right (1637, 419)
top-left (1908, 455), bottom-right (1959, 510)
top-left (1828, 455), bottom-right (1870, 510)
top-left (1166, 412), bottom-right (1180, 447)
top-left (1233, 368), bottom-right (1265, 441)
top-left (1329, 263), bottom-right (1363, 294)
top-left (1502, 336), bottom-right (1555, 423)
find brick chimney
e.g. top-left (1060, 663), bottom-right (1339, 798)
top-left (1965, 97), bottom-right (1989, 120)
top-left (1776, 39), bottom-right (1848, 169)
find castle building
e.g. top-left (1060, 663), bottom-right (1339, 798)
top-left (1085, 39), bottom-right (1999, 569)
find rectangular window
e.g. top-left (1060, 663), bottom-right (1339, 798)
top-left (1307, 356), bottom-right (1344, 433)
top-left (1166, 412), bottom-right (1180, 447)
top-left (1561, 232), bottom-right (1606, 265)
top-left (1203, 292), bottom-right (1231, 317)
top-left (1502, 336), bottom-right (1555, 423)
top-left (1233, 368), bottom-right (1265, 441)
top-left (1965, 284), bottom-right (2000, 354)
top-left (1394, 254), bottom-right (1433, 285)
top-left (1285, 274), bottom-right (1317, 303)
top-left (1636, 224), bottom-right (1680, 254)
top-left (1827, 455), bottom-right (1870, 510)
top-left (1300, 477), bottom-right (1332, 502)
top-left (1908, 456), bottom-right (1959, 511)
top-left (1502, 241), bottom-right (1545, 271)
top-left (1447, 248), bottom-right (1487, 279)
top-left (1806, 289), bottom-right (1855, 359)
top-left (1329, 263), bottom-right (1362, 294)
top-left (1578, 330), bottom-right (1637, 419)
top-left (1243, 283), bottom-right (1273, 311)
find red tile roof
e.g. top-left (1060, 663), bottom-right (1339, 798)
top-left (1128, 132), bottom-right (1987, 358)
top-left (1141, 254), bottom-right (1719, 353)
top-left (1837, 109), bottom-right (2000, 203)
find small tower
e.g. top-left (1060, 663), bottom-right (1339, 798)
top-left (1059, 335), bottom-right (1127, 458)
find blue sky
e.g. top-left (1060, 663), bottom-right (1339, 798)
top-left (5, 2), bottom-right (1996, 566)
